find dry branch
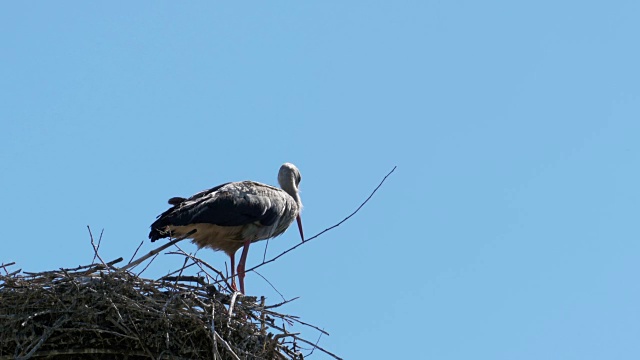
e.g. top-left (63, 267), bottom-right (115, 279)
top-left (242, 166), bottom-right (396, 280)
top-left (118, 229), bottom-right (196, 272)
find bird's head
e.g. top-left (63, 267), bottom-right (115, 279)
top-left (278, 163), bottom-right (302, 195)
top-left (278, 163), bottom-right (304, 241)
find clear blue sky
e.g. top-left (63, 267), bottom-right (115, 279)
top-left (2, 2), bottom-right (639, 359)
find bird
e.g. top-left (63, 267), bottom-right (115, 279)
top-left (149, 163), bottom-right (304, 294)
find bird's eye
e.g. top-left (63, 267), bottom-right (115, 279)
top-left (296, 173), bottom-right (302, 185)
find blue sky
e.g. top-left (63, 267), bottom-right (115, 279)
top-left (2, 1), bottom-right (639, 359)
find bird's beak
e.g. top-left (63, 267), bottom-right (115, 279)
top-left (296, 215), bottom-right (304, 241)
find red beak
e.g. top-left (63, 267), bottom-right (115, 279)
top-left (296, 215), bottom-right (304, 241)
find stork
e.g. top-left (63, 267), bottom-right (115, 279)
top-left (149, 163), bottom-right (304, 294)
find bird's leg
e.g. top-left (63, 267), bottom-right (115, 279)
top-left (237, 239), bottom-right (252, 294)
top-left (229, 253), bottom-right (238, 292)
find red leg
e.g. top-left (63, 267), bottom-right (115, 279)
top-left (229, 253), bottom-right (238, 292)
top-left (237, 240), bottom-right (251, 294)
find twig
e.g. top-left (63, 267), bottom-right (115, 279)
top-left (87, 226), bottom-right (109, 271)
top-left (119, 230), bottom-right (196, 272)
top-left (106, 258), bottom-right (124, 267)
top-left (245, 166), bottom-right (396, 275)
top-left (161, 276), bottom-right (207, 286)
top-left (286, 317), bottom-right (329, 336)
top-left (1, 262), bottom-right (15, 275)
top-left (165, 250), bottom-right (232, 292)
top-left (16, 315), bottom-right (70, 360)
top-left (214, 331), bottom-right (241, 360)
top-left (263, 297), bottom-right (300, 310)
top-left (293, 334), bottom-right (342, 360)
top-left (129, 241), bottom-right (144, 264)
top-left (211, 301), bottom-right (220, 360)
top-left (5, 268), bottom-right (22, 277)
top-left (273, 333), bottom-right (300, 341)
top-left (269, 322), bottom-right (341, 360)
top-left (307, 331), bottom-right (324, 358)
top-left (159, 262), bottom-right (198, 279)
top-left (260, 296), bottom-right (266, 336)
top-left (174, 256), bottom-right (190, 288)
top-left (253, 270), bottom-right (286, 301)
top-left (79, 257), bottom-right (124, 276)
top-left (136, 254), bottom-right (159, 276)
top-left (97, 228), bottom-right (104, 260)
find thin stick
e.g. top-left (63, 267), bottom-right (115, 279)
top-left (211, 301), bottom-right (220, 360)
top-left (87, 226), bottom-right (109, 271)
top-left (245, 166), bottom-right (396, 275)
top-left (289, 317), bottom-right (330, 336)
top-left (213, 331), bottom-right (240, 360)
top-left (159, 262), bottom-right (198, 279)
top-left (119, 230), bottom-right (196, 272)
top-left (136, 254), bottom-right (159, 276)
top-left (294, 334), bottom-right (342, 360)
top-left (260, 296), bottom-right (266, 336)
top-left (175, 257), bottom-right (190, 288)
top-left (165, 250), bottom-right (232, 291)
top-left (263, 296), bottom-right (300, 310)
top-left (79, 257), bottom-right (124, 276)
top-left (128, 241), bottom-right (144, 264)
top-left (268, 322), bottom-right (341, 360)
top-left (306, 331), bottom-right (324, 358)
top-left (1, 262), bottom-right (15, 275)
top-left (97, 228), bottom-right (104, 260)
top-left (161, 276), bottom-right (206, 286)
top-left (253, 270), bottom-right (286, 302)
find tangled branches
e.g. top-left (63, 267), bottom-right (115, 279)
top-left (0, 257), bottom-right (335, 359)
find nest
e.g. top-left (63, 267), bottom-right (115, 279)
top-left (0, 253), bottom-right (337, 360)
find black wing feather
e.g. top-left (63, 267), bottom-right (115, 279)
top-left (149, 181), bottom-right (282, 241)
top-left (185, 191), bottom-right (272, 226)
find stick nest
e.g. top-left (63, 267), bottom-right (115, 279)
top-left (0, 257), bottom-right (331, 360)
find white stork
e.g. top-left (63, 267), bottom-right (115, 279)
top-left (149, 163), bottom-right (304, 294)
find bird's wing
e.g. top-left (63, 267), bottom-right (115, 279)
top-left (181, 182), bottom-right (231, 203)
top-left (185, 188), bottom-right (282, 227)
top-left (150, 181), bottom-right (288, 240)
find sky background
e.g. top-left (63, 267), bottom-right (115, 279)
top-left (2, 1), bottom-right (640, 359)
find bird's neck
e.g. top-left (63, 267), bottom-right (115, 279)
top-left (280, 182), bottom-right (301, 206)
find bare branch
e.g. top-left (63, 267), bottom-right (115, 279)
top-left (118, 230), bottom-right (196, 272)
top-left (87, 226), bottom-right (109, 271)
top-left (268, 322), bottom-right (341, 360)
top-left (97, 228), bottom-right (104, 260)
top-left (136, 254), bottom-right (158, 276)
top-left (306, 331), bottom-right (324, 358)
top-left (245, 166), bottom-right (396, 275)
top-left (164, 249), bottom-right (233, 292)
top-left (213, 331), bottom-right (241, 360)
top-left (263, 296), bottom-right (300, 310)
top-left (1, 262), bottom-right (15, 275)
top-left (128, 241), bottom-right (144, 264)
top-left (253, 270), bottom-right (286, 302)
